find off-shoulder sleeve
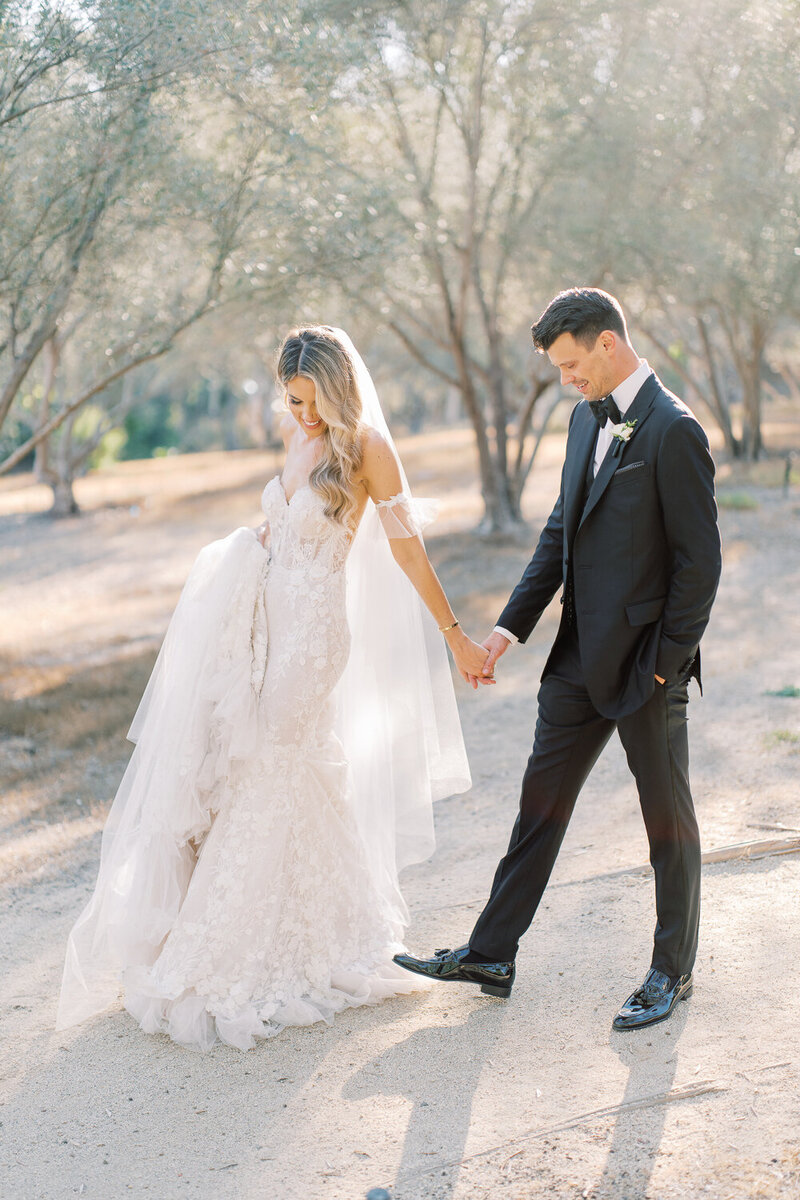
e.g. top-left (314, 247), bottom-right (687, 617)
top-left (374, 492), bottom-right (439, 539)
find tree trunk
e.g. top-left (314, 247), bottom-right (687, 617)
top-left (485, 365), bottom-right (522, 526)
top-left (716, 397), bottom-right (742, 459)
top-left (49, 476), bottom-right (79, 516)
top-left (34, 422), bottom-right (52, 483)
top-left (713, 312), bottom-right (767, 462)
top-left (46, 413), bottom-right (80, 516)
top-left (512, 386), bottom-right (561, 508)
top-left (740, 377), bottom-right (763, 460)
top-left (739, 325), bottom-right (765, 460)
top-left (34, 336), bottom-right (61, 482)
top-left (477, 464), bottom-right (525, 535)
top-left (453, 324), bottom-right (525, 534)
top-left (694, 316), bottom-right (742, 458)
top-left (474, 420), bottom-right (525, 535)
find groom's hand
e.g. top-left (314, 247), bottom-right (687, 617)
top-left (468, 631), bottom-right (511, 687)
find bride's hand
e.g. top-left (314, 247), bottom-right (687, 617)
top-left (446, 629), bottom-right (494, 689)
top-left (255, 522), bottom-right (269, 548)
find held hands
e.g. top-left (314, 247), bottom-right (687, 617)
top-left (467, 630), bottom-right (511, 689)
top-left (445, 628), bottom-right (511, 690)
top-left (445, 627), bottom-right (495, 689)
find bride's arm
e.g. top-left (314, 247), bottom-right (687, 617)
top-left (360, 430), bottom-right (492, 688)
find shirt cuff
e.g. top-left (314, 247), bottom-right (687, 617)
top-left (493, 625), bottom-right (518, 645)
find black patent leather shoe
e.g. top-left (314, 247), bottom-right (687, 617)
top-left (612, 968), bottom-right (693, 1031)
top-left (392, 945), bottom-right (515, 998)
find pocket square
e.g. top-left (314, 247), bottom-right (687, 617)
top-left (615, 460), bottom-right (646, 475)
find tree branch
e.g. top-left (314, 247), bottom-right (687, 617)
top-left (385, 320), bottom-right (460, 389)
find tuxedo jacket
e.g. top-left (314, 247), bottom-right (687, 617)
top-left (498, 373), bottom-right (722, 719)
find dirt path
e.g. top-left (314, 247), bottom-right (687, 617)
top-left (2, 431), bottom-right (800, 1199)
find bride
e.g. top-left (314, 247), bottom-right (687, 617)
top-left (57, 326), bottom-right (489, 1050)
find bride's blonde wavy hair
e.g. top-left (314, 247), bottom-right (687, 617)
top-left (276, 326), bottom-right (363, 529)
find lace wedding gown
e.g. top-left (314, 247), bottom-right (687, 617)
top-left (58, 475), bottom-right (469, 1050)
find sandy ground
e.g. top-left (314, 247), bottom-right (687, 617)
top-left (2, 426), bottom-right (800, 1200)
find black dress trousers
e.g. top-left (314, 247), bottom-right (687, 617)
top-left (468, 628), bottom-right (701, 979)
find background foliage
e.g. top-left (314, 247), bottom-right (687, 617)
top-left (1, 0), bottom-right (798, 521)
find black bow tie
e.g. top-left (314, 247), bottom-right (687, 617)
top-left (589, 395), bottom-right (622, 427)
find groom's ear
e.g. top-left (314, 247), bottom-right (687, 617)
top-left (598, 330), bottom-right (617, 354)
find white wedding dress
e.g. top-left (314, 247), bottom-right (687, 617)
top-left (57, 471), bottom-right (470, 1050)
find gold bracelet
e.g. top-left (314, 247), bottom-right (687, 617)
top-left (438, 619), bottom-right (460, 633)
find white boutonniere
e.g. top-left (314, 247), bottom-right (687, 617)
top-left (610, 418), bottom-right (638, 454)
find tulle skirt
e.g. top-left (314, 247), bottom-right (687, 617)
top-left (57, 529), bottom-right (432, 1049)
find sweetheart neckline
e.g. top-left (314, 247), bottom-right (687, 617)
top-left (274, 475), bottom-right (312, 506)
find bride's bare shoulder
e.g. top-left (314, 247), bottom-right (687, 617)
top-left (357, 425), bottom-right (402, 496)
top-left (358, 424), bottom-right (392, 466)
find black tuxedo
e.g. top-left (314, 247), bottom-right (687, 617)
top-left (499, 373), bottom-right (720, 716)
top-left (469, 373), bottom-right (722, 978)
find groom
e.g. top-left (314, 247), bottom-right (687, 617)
top-left (395, 287), bottom-right (722, 1030)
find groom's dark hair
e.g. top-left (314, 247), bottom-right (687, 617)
top-left (531, 287), bottom-right (629, 352)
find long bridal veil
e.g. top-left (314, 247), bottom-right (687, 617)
top-left (57, 329), bottom-right (471, 1031)
top-left (331, 329), bottom-right (471, 918)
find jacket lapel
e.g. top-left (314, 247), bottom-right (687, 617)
top-left (564, 405), bottom-right (597, 548)
top-left (578, 373), bottom-right (660, 531)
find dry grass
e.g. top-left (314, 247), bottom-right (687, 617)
top-left (0, 650), bottom-right (156, 886)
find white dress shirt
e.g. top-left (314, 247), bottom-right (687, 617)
top-left (494, 359), bottom-right (653, 646)
top-left (592, 358), bottom-right (652, 477)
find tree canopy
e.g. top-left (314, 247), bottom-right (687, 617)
top-left (1, 0), bottom-right (797, 521)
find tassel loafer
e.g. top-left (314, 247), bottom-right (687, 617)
top-left (393, 945), bottom-right (515, 998)
top-left (612, 968), bottom-right (693, 1030)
